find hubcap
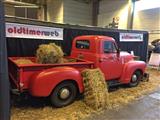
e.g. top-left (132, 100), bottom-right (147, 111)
top-left (132, 74), bottom-right (137, 82)
top-left (59, 88), bottom-right (70, 99)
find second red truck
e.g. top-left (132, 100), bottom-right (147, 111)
top-left (9, 35), bottom-right (148, 107)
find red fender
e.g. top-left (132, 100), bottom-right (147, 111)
top-left (29, 67), bottom-right (83, 97)
top-left (120, 61), bottom-right (146, 84)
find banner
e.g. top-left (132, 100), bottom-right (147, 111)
top-left (120, 33), bottom-right (143, 42)
top-left (6, 22), bottom-right (63, 40)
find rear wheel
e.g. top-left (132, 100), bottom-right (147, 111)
top-left (128, 71), bottom-right (142, 87)
top-left (50, 82), bottom-right (77, 107)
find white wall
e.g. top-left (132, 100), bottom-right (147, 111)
top-left (63, 0), bottom-right (92, 25)
top-left (133, 8), bottom-right (160, 42)
top-left (98, 0), bottom-right (129, 29)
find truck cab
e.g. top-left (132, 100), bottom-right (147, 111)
top-left (71, 35), bottom-right (146, 86)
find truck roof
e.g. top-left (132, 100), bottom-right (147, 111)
top-left (74, 35), bottom-right (115, 42)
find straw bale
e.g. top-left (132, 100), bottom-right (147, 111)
top-left (14, 59), bottom-right (34, 65)
top-left (81, 68), bottom-right (109, 111)
top-left (36, 43), bottom-right (64, 64)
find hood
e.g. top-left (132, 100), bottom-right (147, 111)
top-left (120, 51), bottom-right (134, 63)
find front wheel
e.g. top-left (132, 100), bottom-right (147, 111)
top-left (50, 82), bottom-right (77, 107)
top-left (128, 71), bottom-right (142, 87)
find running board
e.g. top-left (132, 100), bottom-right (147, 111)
top-left (107, 80), bottom-right (121, 87)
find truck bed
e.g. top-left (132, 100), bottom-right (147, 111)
top-left (8, 57), bottom-right (94, 91)
top-left (9, 57), bottom-right (93, 67)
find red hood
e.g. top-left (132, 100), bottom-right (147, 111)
top-left (120, 51), bottom-right (134, 63)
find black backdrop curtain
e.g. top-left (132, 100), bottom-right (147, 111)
top-left (7, 28), bottom-right (148, 61)
top-left (7, 39), bottom-right (62, 57)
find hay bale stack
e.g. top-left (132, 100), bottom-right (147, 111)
top-left (81, 68), bottom-right (109, 111)
top-left (36, 43), bottom-right (64, 64)
top-left (14, 59), bottom-right (34, 65)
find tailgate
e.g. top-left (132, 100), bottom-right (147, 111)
top-left (8, 58), bottom-right (20, 89)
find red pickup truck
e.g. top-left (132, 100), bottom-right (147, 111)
top-left (9, 35), bottom-right (148, 107)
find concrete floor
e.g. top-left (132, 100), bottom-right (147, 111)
top-left (87, 88), bottom-right (160, 120)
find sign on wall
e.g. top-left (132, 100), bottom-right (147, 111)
top-left (120, 33), bottom-right (143, 42)
top-left (6, 22), bottom-right (63, 40)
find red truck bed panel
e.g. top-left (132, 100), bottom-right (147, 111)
top-left (8, 57), bottom-right (94, 91)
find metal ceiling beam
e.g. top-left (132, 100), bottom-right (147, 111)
top-left (0, 0), bottom-right (10, 120)
top-left (4, 0), bottom-right (38, 6)
top-left (92, 0), bottom-right (99, 26)
top-left (127, 0), bottom-right (136, 29)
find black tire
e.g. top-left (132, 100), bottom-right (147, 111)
top-left (128, 71), bottom-right (142, 87)
top-left (50, 81), bottom-right (77, 108)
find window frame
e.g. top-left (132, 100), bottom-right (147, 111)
top-left (103, 41), bottom-right (118, 53)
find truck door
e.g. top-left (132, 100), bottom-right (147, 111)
top-left (99, 41), bottom-right (123, 80)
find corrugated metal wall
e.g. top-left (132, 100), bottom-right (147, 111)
top-left (47, 0), bottom-right (92, 25)
top-left (63, 0), bottom-right (92, 25)
top-left (47, 0), bottom-right (64, 23)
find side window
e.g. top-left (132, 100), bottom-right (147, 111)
top-left (104, 41), bottom-right (117, 53)
top-left (76, 40), bottom-right (90, 49)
